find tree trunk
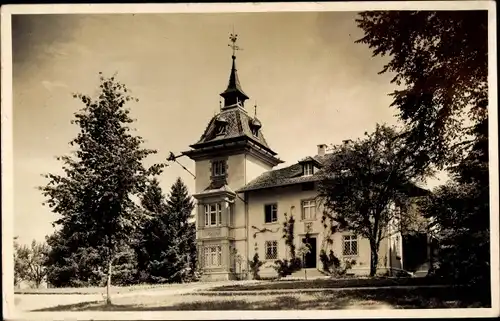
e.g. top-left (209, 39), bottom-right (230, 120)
top-left (369, 242), bottom-right (379, 277)
top-left (106, 260), bottom-right (113, 305)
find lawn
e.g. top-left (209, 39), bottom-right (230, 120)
top-left (33, 283), bottom-right (490, 311)
top-left (207, 276), bottom-right (449, 291)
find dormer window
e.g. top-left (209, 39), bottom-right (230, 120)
top-left (303, 163), bottom-right (314, 176)
top-left (215, 124), bottom-right (226, 136)
top-left (249, 117), bottom-right (262, 138)
top-left (214, 115), bottom-right (228, 136)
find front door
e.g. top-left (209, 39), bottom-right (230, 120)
top-left (302, 237), bottom-right (317, 268)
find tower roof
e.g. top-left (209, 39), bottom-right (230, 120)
top-left (182, 31), bottom-right (282, 167)
top-left (220, 55), bottom-right (249, 102)
top-left (220, 33), bottom-right (249, 108)
top-left (191, 107), bottom-right (273, 153)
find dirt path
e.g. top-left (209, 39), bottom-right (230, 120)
top-left (15, 280), bottom-right (261, 312)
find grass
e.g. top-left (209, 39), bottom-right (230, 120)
top-left (33, 285), bottom-right (490, 311)
top-left (208, 276), bottom-right (449, 292)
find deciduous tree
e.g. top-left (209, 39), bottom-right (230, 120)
top-left (356, 11), bottom-right (488, 170)
top-left (356, 10), bottom-right (489, 286)
top-left (14, 238), bottom-right (49, 288)
top-left (318, 124), bottom-right (427, 276)
top-left (40, 74), bottom-right (163, 303)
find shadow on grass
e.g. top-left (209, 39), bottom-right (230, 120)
top-left (209, 277), bottom-right (449, 292)
top-left (33, 286), bottom-right (490, 311)
top-left (34, 294), bottom-right (357, 312)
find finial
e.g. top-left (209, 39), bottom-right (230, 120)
top-left (228, 29), bottom-right (242, 58)
top-left (219, 99), bottom-right (222, 110)
top-left (254, 102), bottom-right (257, 117)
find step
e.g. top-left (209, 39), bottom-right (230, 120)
top-left (287, 268), bottom-right (328, 280)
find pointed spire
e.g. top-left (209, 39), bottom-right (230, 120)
top-left (220, 31), bottom-right (249, 108)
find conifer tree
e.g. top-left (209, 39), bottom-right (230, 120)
top-left (165, 178), bottom-right (196, 282)
top-left (40, 74), bottom-right (163, 302)
top-left (136, 178), bottom-right (173, 283)
top-left (137, 177), bottom-right (195, 283)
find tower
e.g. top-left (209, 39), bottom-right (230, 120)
top-left (182, 33), bottom-right (282, 281)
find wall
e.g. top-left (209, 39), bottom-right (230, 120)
top-left (194, 151), bottom-right (274, 279)
top-left (246, 184), bottom-right (392, 277)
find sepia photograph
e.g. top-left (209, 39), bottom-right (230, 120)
top-left (1, 2), bottom-right (498, 319)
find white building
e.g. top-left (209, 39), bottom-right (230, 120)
top-left (181, 36), bottom-right (430, 281)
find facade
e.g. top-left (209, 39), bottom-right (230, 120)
top-left (182, 36), bottom-right (430, 281)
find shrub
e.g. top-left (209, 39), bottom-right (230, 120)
top-left (319, 249), bottom-right (356, 277)
top-left (273, 257), bottom-right (302, 278)
top-left (248, 253), bottom-right (264, 280)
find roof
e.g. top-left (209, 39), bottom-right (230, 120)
top-left (193, 183), bottom-right (236, 199)
top-left (237, 154), bottom-right (333, 192)
top-left (191, 106), bottom-right (275, 154)
top-left (237, 153), bottom-right (430, 195)
top-left (220, 56), bottom-right (249, 101)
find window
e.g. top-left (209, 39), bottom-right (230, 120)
top-left (265, 241), bottom-right (278, 260)
top-left (204, 203), bottom-right (222, 227)
top-left (264, 204), bottom-right (278, 223)
top-left (302, 200), bottom-right (316, 220)
top-left (303, 163), bottom-right (314, 176)
top-left (342, 235), bottom-right (358, 256)
top-left (212, 160), bottom-right (226, 177)
top-left (251, 128), bottom-right (259, 137)
top-left (204, 245), bottom-right (222, 267)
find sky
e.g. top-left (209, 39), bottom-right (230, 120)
top-left (11, 12), bottom-right (448, 245)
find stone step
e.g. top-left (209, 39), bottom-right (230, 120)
top-left (287, 268), bottom-right (328, 280)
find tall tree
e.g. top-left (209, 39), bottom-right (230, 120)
top-left (14, 239), bottom-right (49, 288)
top-left (136, 177), bottom-right (195, 283)
top-left (165, 178), bottom-right (196, 281)
top-left (39, 74), bottom-right (163, 303)
top-left (356, 10), bottom-right (489, 286)
top-left (135, 177), bottom-right (173, 283)
top-left (419, 118), bottom-right (489, 287)
top-left (318, 124), bottom-right (427, 276)
top-left (356, 11), bottom-right (488, 170)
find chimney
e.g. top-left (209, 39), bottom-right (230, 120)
top-left (317, 144), bottom-right (327, 156)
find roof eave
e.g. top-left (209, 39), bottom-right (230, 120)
top-left (237, 177), bottom-right (320, 193)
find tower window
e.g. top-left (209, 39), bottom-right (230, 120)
top-left (212, 160), bottom-right (226, 177)
top-left (204, 245), bottom-right (222, 267)
top-left (251, 128), bottom-right (258, 137)
top-left (204, 203), bottom-right (222, 227)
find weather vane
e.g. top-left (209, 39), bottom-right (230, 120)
top-left (228, 30), bottom-right (242, 57)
